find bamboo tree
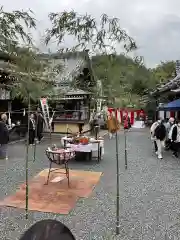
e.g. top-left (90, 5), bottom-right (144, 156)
top-left (25, 92), bottom-right (30, 219)
top-left (45, 11), bottom-right (137, 53)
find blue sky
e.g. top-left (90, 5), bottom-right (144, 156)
top-left (1, 0), bottom-right (180, 67)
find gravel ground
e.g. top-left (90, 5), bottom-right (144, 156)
top-left (1, 129), bottom-right (180, 239)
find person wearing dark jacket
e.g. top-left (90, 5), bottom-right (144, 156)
top-left (154, 120), bottom-right (166, 159)
top-left (169, 121), bottom-right (180, 158)
top-left (29, 113), bottom-right (36, 145)
top-left (35, 108), bottom-right (44, 143)
top-left (0, 113), bottom-right (9, 160)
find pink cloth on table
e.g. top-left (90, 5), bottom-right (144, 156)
top-left (69, 143), bottom-right (93, 152)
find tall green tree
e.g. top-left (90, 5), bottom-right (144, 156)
top-left (91, 54), bottom-right (153, 108)
top-left (152, 61), bottom-right (176, 84)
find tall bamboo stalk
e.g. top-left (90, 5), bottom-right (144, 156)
top-left (115, 112), bottom-right (120, 235)
top-left (124, 128), bottom-right (127, 169)
top-left (49, 111), bottom-right (55, 146)
top-left (49, 122), bottom-right (52, 147)
top-left (25, 93), bottom-right (30, 219)
top-left (33, 104), bottom-right (39, 162)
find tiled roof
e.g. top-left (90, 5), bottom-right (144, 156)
top-left (53, 86), bottom-right (91, 96)
top-left (42, 51), bottom-right (88, 85)
top-left (151, 74), bottom-right (180, 96)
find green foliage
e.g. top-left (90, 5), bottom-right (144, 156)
top-left (91, 54), bottom-right (153, 107)
top-left (9, 47), bottom-right (62, 102)
top-left (1, 6), bottom-right (176, 108)
top-left (151, 60), bottom-right (176, 84)
top-left (0, 7), bottom-right (61, 102)
top-left (91, 56), bottom-right (177, 108)
top-left (45, 10), bottom-right (137, 53)
top-left (0, 7), bottom-right (138, 103)
top-left (3, 46), bottom-right (60, 103)
top-left (0, 6), bottom-right (36, 53)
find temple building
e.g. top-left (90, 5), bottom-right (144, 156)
top-left (0, 50), bottom-right (96, 134)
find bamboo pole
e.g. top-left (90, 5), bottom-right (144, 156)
top-left (49, 112), bottom-right (54, 147)
top-left (124, 128), bottom-right (128, 169)
top-left (33, 104), bottom-right (39, 162)
top-left (115, 110), bottom-right (120, 235)
top-left (66, 124), bottom-right (69, 137)
top-left (25, 93), bottom-right (30, 219)
top-left (49, 122), bottom-right (52, 147)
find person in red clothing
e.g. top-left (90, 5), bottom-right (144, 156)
top-left (123, 114), bottom-right (130, 129)
top-left (139, 110), bottom-right (145, 128)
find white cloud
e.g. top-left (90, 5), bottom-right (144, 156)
top-left (1, 0), bottom-right (180, 66)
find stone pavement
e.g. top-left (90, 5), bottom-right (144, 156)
top-left (1, 129), bottom-right (180, 239)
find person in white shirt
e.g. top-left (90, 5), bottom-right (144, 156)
top-left (150, 119), bottom-right (160, 154)
top-left (165, 117), bottom-right (174, 150)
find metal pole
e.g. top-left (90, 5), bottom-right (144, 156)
top-left (115, 116), bottom-right (120, 235)
top-left (25, 93), bottom-right (30, 219)
top-left (124, 128), bottom-right (127, 169)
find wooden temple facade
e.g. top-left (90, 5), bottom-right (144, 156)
top-left (147, 74), bottom-right (180, 120)
top-left (43, 50), bottom-right (95, 133)
top-left (0, 50), bottom-right (95, 134)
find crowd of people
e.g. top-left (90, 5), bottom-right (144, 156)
top-left (150, 117), bottom-right (180, 159)
top-left (0, 108), bottom-right (44, 160)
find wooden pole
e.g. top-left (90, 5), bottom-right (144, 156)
top-left (115, 110), bottom-right (120, 235)
top-left (25, 93), bottom-right (30, 219)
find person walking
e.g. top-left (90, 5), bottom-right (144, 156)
top-left (29, 113), bottom-right (36, 145)
top-left (107, 115), bottom-right (119, 139)
top-left (35, 108), bottom-right (44, 143)
top-left (150, 119), bottom-right (160, 154)
top-left (123, 115), bottom-right (129, 130)
top-left (154, 119), bottom-right (166, 159)
top-left (0, 113), bottom-right (9, 160)
top-left (169, 120), bottom-right (180, 158)
top-left (165, 117), bottom-right (174, 150)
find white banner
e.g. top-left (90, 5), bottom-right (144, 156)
top-left (40, 98), bottom-right (50, 130)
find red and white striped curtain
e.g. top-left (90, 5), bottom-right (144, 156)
top-left (107, 108), bottom-right (145, 125)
